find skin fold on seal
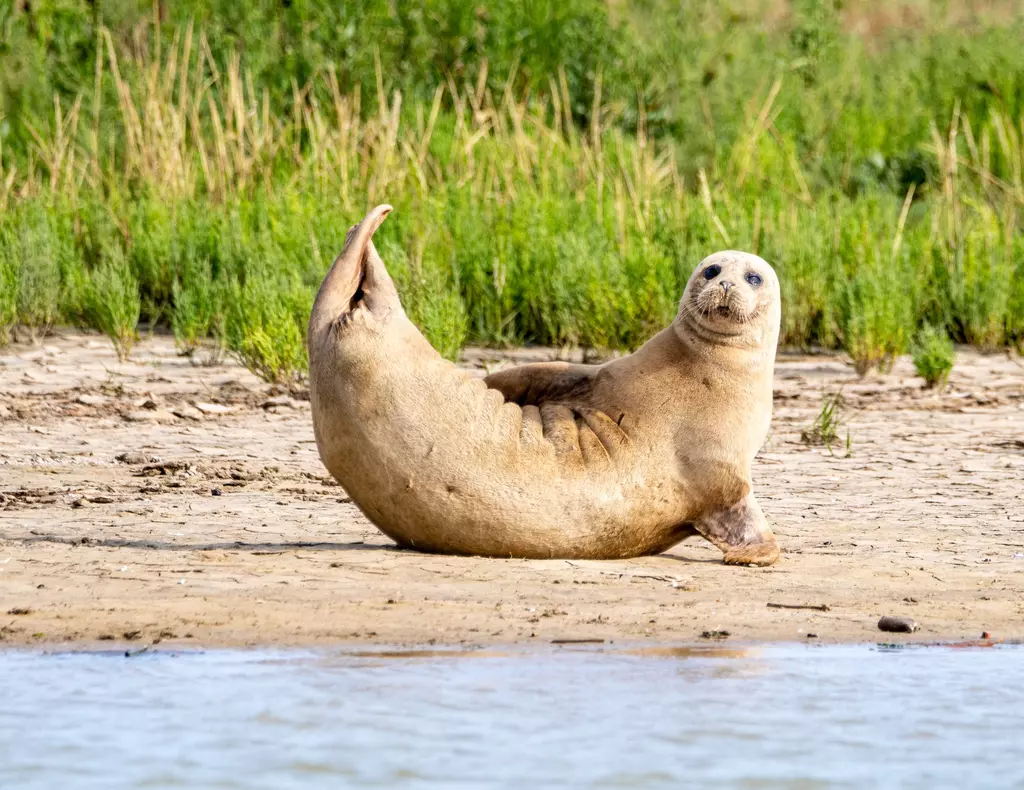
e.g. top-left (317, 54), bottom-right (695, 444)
top-left (308, 205), bottom-right (782, 565)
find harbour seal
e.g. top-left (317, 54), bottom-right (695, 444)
top-left (308, 205), bottom-right (781, 565)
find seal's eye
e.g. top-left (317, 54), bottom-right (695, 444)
top-left (745, 272), bottom-right (763, 287)
top-left (703, 265), bottom-right (721, 280)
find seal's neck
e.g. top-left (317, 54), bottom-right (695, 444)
top-left (674, 308), bottom-right (774, 351)
top-left (670, 313), bottom-right (777, 374)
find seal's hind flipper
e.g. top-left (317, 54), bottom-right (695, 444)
top-left (309, 204), bottom-right (399, 337)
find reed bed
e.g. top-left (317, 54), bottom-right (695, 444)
top-left (1, 19), bottom-right (1023, 382)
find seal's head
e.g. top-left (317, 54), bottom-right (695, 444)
top-left (677, 251), bottom-right (780, 348)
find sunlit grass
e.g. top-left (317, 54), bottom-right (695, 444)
top-left (0, 17), bottom-right (1022, 383)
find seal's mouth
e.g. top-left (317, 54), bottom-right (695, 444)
top-left (716, 305), bottom-right (731, 318)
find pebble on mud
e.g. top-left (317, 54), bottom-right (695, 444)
top-left (75, 393), bottom-right (109, 407)
top-left (124, 410), bottom-right (176, 424)
top-left (194, 402), bottom-right (233, 415)
top-left (700, 630), bottom-right (730, 639)
top-left (116, 452), bottom-right (159, 465)
top-left (261, 395), bottom-right (298, 409)
top-left (878, 615), bottom-right (918, 633)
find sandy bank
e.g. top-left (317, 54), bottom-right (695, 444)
top-left (1, 333), bottom-right (1022, 648)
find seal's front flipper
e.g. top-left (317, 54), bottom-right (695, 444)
top-left (485, 362), bottom-right (597, 406)
top-left (693, 493), bottom-right (780, 566)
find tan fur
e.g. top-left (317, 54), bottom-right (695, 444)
top-left (308, 205), bottom-right (782, 564)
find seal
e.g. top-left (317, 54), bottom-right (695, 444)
top-left (308, 205), bottom-right (781, 565)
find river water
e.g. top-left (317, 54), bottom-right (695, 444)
top-left (1, 643), bottom-right (1021, 789)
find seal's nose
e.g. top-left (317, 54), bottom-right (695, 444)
top-left (720, 281), bottom-right (734, 293)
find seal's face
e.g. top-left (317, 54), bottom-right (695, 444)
top-left (680, 251), bottom-right (779, 342)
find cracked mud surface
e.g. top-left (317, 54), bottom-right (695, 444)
top-left (1, 332), bottom-right (1022, 648)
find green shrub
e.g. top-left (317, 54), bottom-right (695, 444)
top-left (171, 264), bottom-right (228, 364)
top-left (830, 202), bottom-right (918, 374)
top-left (911, 324), bottom-right (955, 389)
top-left (5, 211), bottom-right (63, 340)
top-left (834, 261), bottom-right (916, 376)
top-left (225, 274), bottom-right (311, 385)
top-left (0, 248), bottom-right (16, 345)
top-left (84, 248), bottom-right (141, 362)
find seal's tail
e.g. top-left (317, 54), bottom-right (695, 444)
top-left (309, 204), bottom-right (399, 336)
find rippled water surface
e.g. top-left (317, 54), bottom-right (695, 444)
top-left (2, 643), bottom-right (1022, 789)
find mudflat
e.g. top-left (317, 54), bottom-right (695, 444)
top-left (1, 333), bottom-right (1021, 648)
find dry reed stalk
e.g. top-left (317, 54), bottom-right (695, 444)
top-left (733, 77), bottom-right (783, 188)
top-left (698, 168), bottom-right (732, 245)
top-left (891, 183), bottom-right (917, 258)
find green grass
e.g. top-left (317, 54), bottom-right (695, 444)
top-left (83, 247), bottom-right (141, 362)
top-left (912, 324), bottom-right (956, 388)
top-left (1, 3), bottom-right (1024, 380)
top-left (800, 392), bottom-right (851, 457)
top-left (0, 251), bottom-right (16, 345)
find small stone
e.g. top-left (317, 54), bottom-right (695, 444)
top-left (806, 633), bottom-right (818, 638)
top-left (194, 402), bottom-right (233, 415)
top-left (261, 395), bottom-right (296, 409)
top-left (124, 410), bottom-right (175, 423)
top-left (211, 488), bottom-right (222, 496)
top-left (171, 405), bottom-right (204, 421)
top-left (116, 452), bottom-right (159, 465)
top-left (7, 607), bottom-right (31, 616)
top-left (123, 630), bottom-right (142, 641)
top-left (878, 615), bottom-right (918, 633)
top-left (76, 393), bottom-right (109, 407)
top-left (86, 495), bottom-right (114, 504)
top-left (700, 629), bottom-right (730, 639)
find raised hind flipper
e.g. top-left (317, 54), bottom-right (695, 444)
top-left (308, 204), bottom-right (400, 340)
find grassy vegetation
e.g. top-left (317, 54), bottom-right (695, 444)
top-left (2, 2), bottom-right (1024, 381)
top-left (800, 392), bottom-right (851, 457)
top-left (912, 324), bottom-right (956, 388)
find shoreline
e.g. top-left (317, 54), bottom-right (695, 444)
top-left (3, 634), bottom-right (1015, 654)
